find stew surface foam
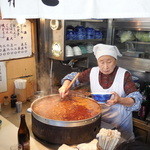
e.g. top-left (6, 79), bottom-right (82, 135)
top-left (32, 96), bottom-right (101, 121)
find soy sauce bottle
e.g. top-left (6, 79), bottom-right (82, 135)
top-left (18, 114), bottom-right (30, 150)
top-left (11, 94), bottom-right (17, 108)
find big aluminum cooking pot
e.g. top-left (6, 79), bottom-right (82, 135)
top-left (31, 94), bottom-right (102, 144)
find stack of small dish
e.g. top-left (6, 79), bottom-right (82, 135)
top-left (73, 46), bottom-right (82, 56)
top-left (86, 44), bottom-right (94, 53)
top-left (78, 45), bottom-right (87, 54)
top-left (66, 45), bottom-right (74, 57)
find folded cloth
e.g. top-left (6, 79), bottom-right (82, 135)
top-left (58, 144), bottom-right (78, 150)
top-left (77, 139), bottom-right (98, 150)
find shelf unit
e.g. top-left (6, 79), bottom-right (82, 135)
top-left (112, 19), bottom-right (150, 145)
top-left (49, 20), bottom-right (107, 61)
top-left (112, 19), bottom-right (150, 72)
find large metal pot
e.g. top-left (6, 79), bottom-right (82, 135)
top-left (31, 94), bottom-right (101, 144)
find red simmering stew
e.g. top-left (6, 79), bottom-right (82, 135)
top-left (32, 96), bottom-right (101, 121)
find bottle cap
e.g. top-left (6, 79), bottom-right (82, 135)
top-left (11, 94), bottom-right (17, 99)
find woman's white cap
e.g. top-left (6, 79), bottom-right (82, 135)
top-left (93, 44), bottom-right (122, 59)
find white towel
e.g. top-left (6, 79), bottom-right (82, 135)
top-left (77, 139), bottom-right (98, 150)
top-left (58, 144), bottom-right (78, 150)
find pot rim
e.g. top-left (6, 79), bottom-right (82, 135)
top-left (31, 94), bottom-right (101, 127)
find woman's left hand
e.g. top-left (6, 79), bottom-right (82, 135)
top-left (106, 92), bottom-right (120, 106)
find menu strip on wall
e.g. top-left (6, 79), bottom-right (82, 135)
top-left (0, 20), bottom-right (32, 61)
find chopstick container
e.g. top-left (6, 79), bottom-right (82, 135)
top-left (14, 79), bottom-right (27, 102)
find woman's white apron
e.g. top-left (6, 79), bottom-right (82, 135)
top-left (90, 67), bottom-right (134, 140)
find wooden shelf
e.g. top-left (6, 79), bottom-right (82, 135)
top-left (133, 118), bottom-right (150, 144)
top-left (126, 41), bottom-right (150, 45)
top-left (133, 118), bottom-right (150, 131)
top-left (65, 39), bottom-right (104, 45)
top-left (64, 53), bottom-right (94, 61)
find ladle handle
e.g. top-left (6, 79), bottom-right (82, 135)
top-left (66, 72), bottom-right (80, 91)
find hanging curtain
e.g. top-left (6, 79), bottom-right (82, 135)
top-left (1, 0), bottom-right (150, 19)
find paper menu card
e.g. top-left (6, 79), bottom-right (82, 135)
top-left (0, 62), bottom-right (7, 93)
top-left (0, 20), bottom-right (32, 61)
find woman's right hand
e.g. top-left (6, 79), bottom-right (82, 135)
top-left (58, 86), bottom-right (69, 98)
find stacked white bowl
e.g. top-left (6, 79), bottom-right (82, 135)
top-left (72, 46), bottom-right (82, 56)
top-left (86, 44), bottom-right (94, 53)
top-left (65, 45), bottom-right (74, 57)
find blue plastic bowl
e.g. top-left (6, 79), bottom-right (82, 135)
top-left (91, 93), bottom-right (112, 104)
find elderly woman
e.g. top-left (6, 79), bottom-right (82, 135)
top-left (59, 44), bottom-right (142, 140)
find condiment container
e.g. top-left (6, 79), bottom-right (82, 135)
top-left (3, 96), bottom-right (9, 105)
top-left (11, 94), bottom-right (17, 108)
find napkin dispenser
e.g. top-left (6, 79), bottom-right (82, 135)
top-left (14, 79), bottom-right (27, 102)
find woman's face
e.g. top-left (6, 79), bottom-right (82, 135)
top-left (97, 55), bottom-right (117, 75)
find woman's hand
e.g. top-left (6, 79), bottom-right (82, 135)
top-left (106, 92), bottom-right (135, 107)
top-left (106, 92), bottom-right (120, 106)
top-left (58, 86), bottom-right (69, 98)
top-left (58, 80), bottom-right (71, 98)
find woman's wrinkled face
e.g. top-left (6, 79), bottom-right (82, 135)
top-left (97, 55), bottom-right (117, 75)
